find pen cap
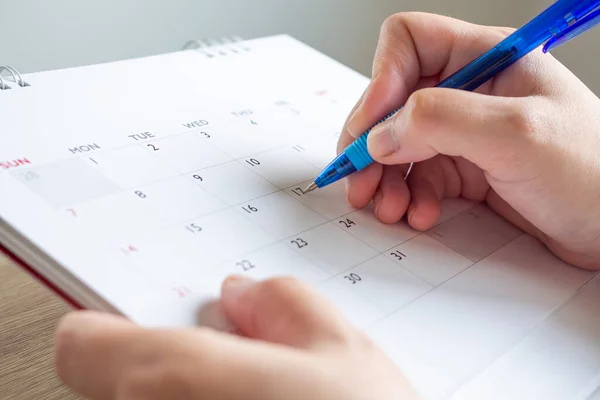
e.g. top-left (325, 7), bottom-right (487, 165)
top-left (544, 5), bottom-right (600, 53)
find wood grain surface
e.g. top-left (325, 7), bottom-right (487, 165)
top-left (0, 255), bottom-right (80, 400)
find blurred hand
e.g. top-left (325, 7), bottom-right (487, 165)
top-left (338, 12), bottom-right (600, 270)
top-left (55, 276), bottom-right (419, 400)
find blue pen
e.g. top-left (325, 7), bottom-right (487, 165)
top-left (305, 0), bottom-right (600, 193)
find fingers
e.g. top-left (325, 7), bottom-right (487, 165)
top-left (55, 312), bottom-right (141, 400)
top-left (220, 275), bottom-right (359, 350)
top-left (55, 310), bottom-right (316, 400)
top-left (345, 163), bottom-right (382, 209)
top-left (373, 165), bottom-right (411, 224)
top-left (337, 12), bottom-right (513, 208)
top-left (338, 12), bottom-right (510, 149)
top-left (367, 88), bottom-right (539, 181)
top-left (405, 158), bottom-right (445, 231)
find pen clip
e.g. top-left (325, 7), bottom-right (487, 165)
top-left (543, 6), bottom-right (600, 53)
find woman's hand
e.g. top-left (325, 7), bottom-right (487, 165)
top-left (338, 12), bottom-right (600, 270)
top-left (55, 276), bottom-right (419, 400)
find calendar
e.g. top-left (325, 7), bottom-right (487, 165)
top-left (2, 35), bottom-right (600, 400)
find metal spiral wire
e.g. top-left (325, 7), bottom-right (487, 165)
top-left (0, 66), bottom-right (28, 90)
top-left (182, 36), bottom-right (249, 57)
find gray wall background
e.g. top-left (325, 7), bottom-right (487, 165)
top-left (1, 0), bottom-right (599, 94)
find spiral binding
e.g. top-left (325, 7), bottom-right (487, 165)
top-left (0, 66), bottom-right (29, 90)
top-left (182, 35), bottom-right (250, 58)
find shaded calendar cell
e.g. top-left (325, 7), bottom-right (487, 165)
top-left (464, 203), bottom-right (523, 241)
top-left (334, 206), bottom-right (419, 252)
top-left (427, 206), bottom-right (517, 262)
top-left (10, 158), bottom-right (121, 208)
top-left (369, 235), bottom-right (594, 387)
top-left (286, 179), bottom-right (355, 219)
top-left (221, 243), bottom-right (330, 285)
top-left (315, 279), bottom-right (385, 329)
top-left (241, 146), bottom-right (320, 190)
top-left (179, 208), bottom-right (278, 267)
top-left (285, 223), bottom-right (377, 275)
top-left (435, 197), bottom-right (477, 226)
top-left (133, 176), bottom-right (227, 226)
top-left (189, 161), bottom-right (278, 205)
top-left (337, 255), bottom-right (432, 314)
top-left (142, 131), bottom-right (232, 173)
top-left (385, 234), bottom-right (473, 286)
top-left (86, 144), bottom-right (178, 188)
top-left (235, 191), bottom-right (326, 239)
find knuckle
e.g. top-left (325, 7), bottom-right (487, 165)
top-left (380, 12), bottom-right (421, 39)
top-left (406, 89), bottom-right (440, 131)
top-left (495, 101), bottom-right (540, 168)
top-left (506, 101), bottom-right (538, 137)
top-left (381, 12), bottom-right (407, 34)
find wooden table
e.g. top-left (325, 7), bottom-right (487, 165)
top-left (0, 255), bottom-right (80, 400)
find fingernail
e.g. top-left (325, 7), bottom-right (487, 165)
top-left (222, 275), bottom-right (255, 301)
top-left (368, 120), bottom-right (399, 158)
top-left (373, 190), bottom-right (384, 218)
top-left (407, 206), bottom-right (417, 225)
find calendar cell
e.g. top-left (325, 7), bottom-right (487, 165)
top-left (241, 146), bottom-right (320, 190)
top-left (465, 204), bottom-right (523, 241)
top-left (286, 179), bottom-right (355, 219)
top-left (427, 207), bottom-right (516, 262)
top-left (435, 197), bottom-right (477, 226)
top-left (223, 243), bottom-right (330, 285)
top-left (180, 208), bottom-right (278, 267)
top-left (291, 136), bottom-right (339, 169)
top-left (143, 131), bottom-right (232, 173)
top-left (11, 157), bottom-right (120, 208)
top-left (335, 206), bottom-right (419, 252)
top-left (337, 255), bottom-right (432, 314)
top-left (188, 161), bottom-right (278, 205)
top-left (235, 191), bottom-right (326, 239)
top-left (122, 226), bottom-right (208, 288)
top-left (285, 223), bottom-right (377, 275)
top-left (207, 119), bottom-right (280, 159)
top-left (86, 145), bottom-right (178, 188)
top-left (315, 279), bottom-right (385, 329)
top-left (63, 190), bottom-right (161, 244)
top-left (386, 234), bottom-right (473, 286)
top-left (134, 176), bottom-right (226, 225)
top-left (366, 326), bottom-right (461, 400)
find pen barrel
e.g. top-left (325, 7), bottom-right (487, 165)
top-left (346, 133), bottom-right (373, 171)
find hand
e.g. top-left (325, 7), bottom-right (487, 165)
top-left (339, 12), bottom-right (600, 270)
top-left (55, 276), bottom-right (419, 400)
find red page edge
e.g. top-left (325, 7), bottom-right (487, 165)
top-left (1, 244), bottom-right (83, 310)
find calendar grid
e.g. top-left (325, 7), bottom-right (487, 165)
top-left (10, 93), bottom-right (531, 333)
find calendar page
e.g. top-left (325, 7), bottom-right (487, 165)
top-left (2, 35), bottom-right (600, 400)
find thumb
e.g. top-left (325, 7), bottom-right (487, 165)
top-left (366, 87), bottom-right (537, 178)
top-left (219, 275), bottom-right (358, 350)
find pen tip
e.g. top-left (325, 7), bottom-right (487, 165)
top-left (304, 182), bottom-right (318, 193)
